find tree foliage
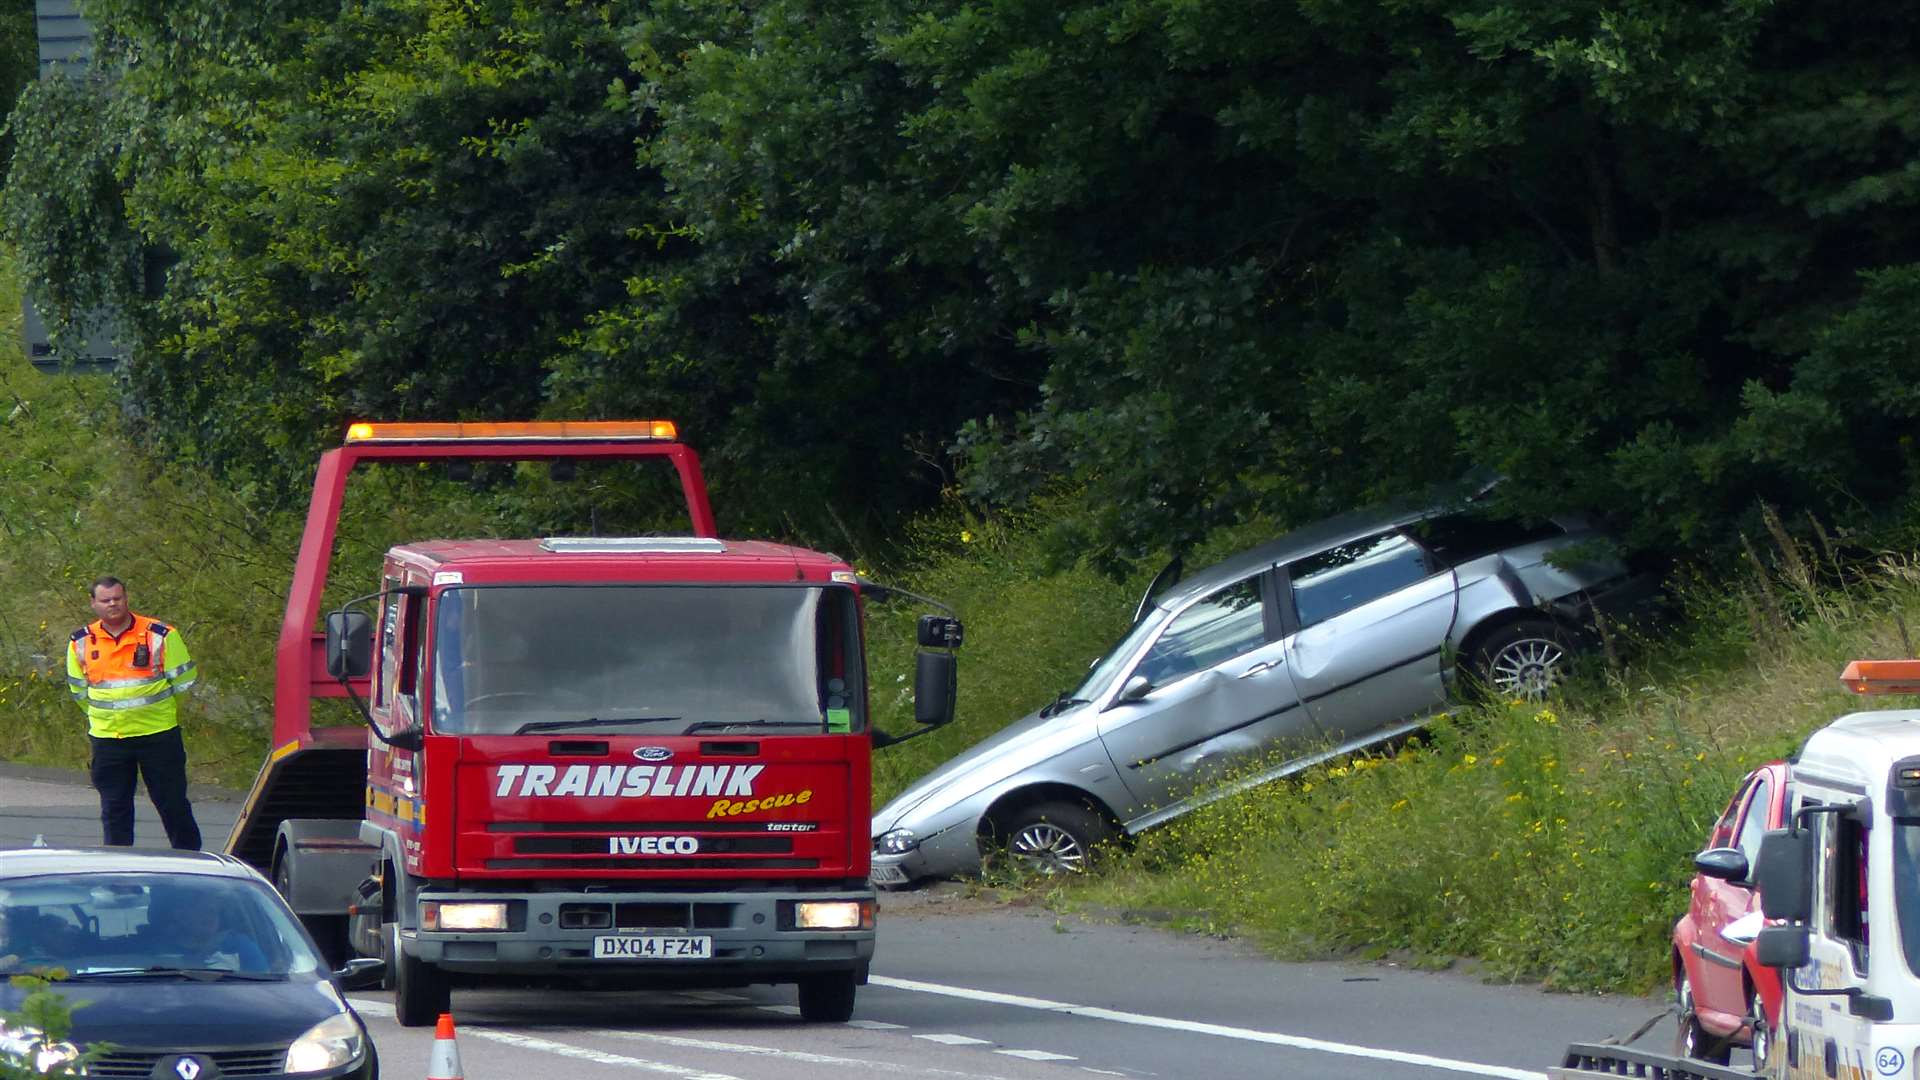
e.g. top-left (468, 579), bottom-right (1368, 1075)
top-left (6, 0), bottom-right (1920, 563)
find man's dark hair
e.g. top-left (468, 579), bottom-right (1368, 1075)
top-left (90, 575), bottom-right (125, 598)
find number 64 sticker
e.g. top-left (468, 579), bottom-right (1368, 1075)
top-left (1878, 1046), bottom-right (1906, 1076)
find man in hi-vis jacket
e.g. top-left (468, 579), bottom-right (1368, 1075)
top-left (67, 576), bottom-right (202, 848)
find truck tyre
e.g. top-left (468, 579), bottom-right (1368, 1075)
top-left (1002, 801), bottom-right (1115, 876)
top-left (275, 857), bottom-right (348, 970)
top-left (1470, 619), bottom-right (1578, 701)
top-left (797, 972), bottom-right (857, 1023)
top-left (394, 943), bottom-right (451, 1028)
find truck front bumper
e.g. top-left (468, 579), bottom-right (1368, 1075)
top-left (402, 885), bottom-right (874, 982)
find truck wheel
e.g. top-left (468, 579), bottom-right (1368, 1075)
top-left (797, 972), bottom-right (857, 1022)
top-left (1003, 802), bottom-right (1114, 875)
top-left (1674, 969), bottom-right (1729, 1065)
top-left (394, 942), bottom-right (451, 1028)
top-left (1471, 619), bottom-right (1577, 701)
top-left (274, 858), bottom-right (348, 970)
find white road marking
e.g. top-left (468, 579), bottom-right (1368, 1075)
top-left (353, 1001), bottom-right (741, 1080)
top-left (357, 998), bottom-right (1028, 1080)
top-left (870, 975), bottom-right (1548, 1080)
top-left (997, 1049), bottom-right (1076, 1061)
top-left (681, 991), bottom-right (750, 1003)
top-left (601, 1028), bottom-right (1035, 1078)
top-left (848, 1019), bottom-right (909, 1030)
top-left (757, 1004), bottom-right (801, 1016)
top-left (916, 1033), bottom-right (993, 1046)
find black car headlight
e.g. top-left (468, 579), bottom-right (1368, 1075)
top-left (285, 1012), bottom-right (365, 1074)
top-left (874, 829), bottom-right (920, 855)
top-left (0, 1027), bottom-right (81, 1075)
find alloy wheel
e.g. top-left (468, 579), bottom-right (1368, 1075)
top-left (1748, 987), bottom-right (1771, 1068)
top-left (1488, 637), bottom-right (1567, 699)
top-left (1009, 822), bottom-right (1088, 874)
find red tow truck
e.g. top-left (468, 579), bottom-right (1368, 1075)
top-left (224, 420), bottom-right (961, 1025)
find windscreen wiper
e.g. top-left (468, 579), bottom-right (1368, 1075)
top-left (514, 716), bottom-right (681, 735)
top-left (1039, 692), bottom-right (1089, 718)
top-left (67, 967), bottom-right (284, 981)
top-left (681, 719), bottom-right (829, 735)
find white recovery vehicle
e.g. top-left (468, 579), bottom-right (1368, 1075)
top-left (1556, 658), bottom-right (1920, 1080)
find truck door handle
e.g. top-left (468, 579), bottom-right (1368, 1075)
top-left (1238, 661), bottom-right (1276, 679)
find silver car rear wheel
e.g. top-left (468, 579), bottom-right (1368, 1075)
top-left (1475, 620), bottom-right (1576, 701)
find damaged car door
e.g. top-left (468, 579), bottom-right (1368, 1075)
top-left (1094, 572), bottom-right (1311, 819)
top-left (1284, 530), bottom-right (1460, 748)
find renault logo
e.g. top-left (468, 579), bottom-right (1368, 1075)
top-left (174, 1059), bottom-right (203, 1080)
top-left (633, 746), bottom-right (673, 762)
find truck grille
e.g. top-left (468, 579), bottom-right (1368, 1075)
top-left (512, 837), bottom-right (794, 855)
top-left (486, 857), bottom-right (819, 870)
top-left (558, 901), bottom-right (736, 930)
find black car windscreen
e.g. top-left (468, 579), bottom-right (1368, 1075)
top-left (429, 584), bottom-right (862, 736)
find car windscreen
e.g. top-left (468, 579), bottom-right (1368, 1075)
top-left (0, 873), bottom-right (324, 977)
top-left (430, 584), bottom-right (865, 736)
top-left (1071, 609), bottom-right (1167, 702)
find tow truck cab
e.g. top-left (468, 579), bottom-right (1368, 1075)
top-left (229, 421), bottom-right (961, 1028)
top-left (1746, 660), bottom-right (1920, 1078)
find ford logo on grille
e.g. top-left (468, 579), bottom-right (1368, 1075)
top-left (634, 746), bottom-right (673, 762)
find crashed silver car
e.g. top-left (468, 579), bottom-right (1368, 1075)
top-left (870, 500), bottom-right (1655, 886)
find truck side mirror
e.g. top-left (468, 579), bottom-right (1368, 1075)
top-left (325, 611), bottom-right (374, 679)
top-left (1754, 925), bottom-right (1810, 969)
top-left (1691, 847), bottom-right (1749, 883)
top-left (1755, 828), bottom-right (1813, 922)
top-left (914, 650), bottom-right (957, 726)
top-left (917, 615), bottom-right (964, 649)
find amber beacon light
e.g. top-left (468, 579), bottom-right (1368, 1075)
top-left (344, 420), bottom-right (678, 444)
top-left (1839, 658), bottom-right (1920, 696)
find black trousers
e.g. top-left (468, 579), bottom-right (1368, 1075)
top-left (88, 726), bottom-right (202, 850)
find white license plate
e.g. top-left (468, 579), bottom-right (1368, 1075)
top-left (592, 935), bottom-right (712, 960)
top-left (870, 864), bottom-right (909, 885)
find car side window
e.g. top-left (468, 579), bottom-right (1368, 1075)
top-left (1405, 512), bottom-right (1565, 567)
top-left (1289, 532), bottom-right (1437, 629)
top-left (1733, 775), bottom-right (1773, 877)
top-left (1707, 778), bottom-right (1748, 849)
top-left (1132, 577), bottom-right (1266, 688)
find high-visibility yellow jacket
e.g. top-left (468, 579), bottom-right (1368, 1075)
top-left (67, 614), bottom-right (197, 739)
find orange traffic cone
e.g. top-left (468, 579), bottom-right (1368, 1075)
top-left (427, 1012), bottom-right (464, 1080)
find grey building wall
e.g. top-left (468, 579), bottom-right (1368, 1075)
top-left (24, 1), bottom-right (129, 372)
top-left (36, 0), bottom-right (95, 77)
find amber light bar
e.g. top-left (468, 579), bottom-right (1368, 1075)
top-left (1840, 659), bottom-right (1920, 695)
top-left (344, 420), bottom-right (677, 443)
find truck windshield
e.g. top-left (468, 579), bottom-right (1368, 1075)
top-left (1898, 824), bottom-right (1920, 978)
top-left (430, 584), bottom-right (865, 736)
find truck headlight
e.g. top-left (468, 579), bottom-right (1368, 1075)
top-left (795, 900), bottom-right (874, 930)
top-left (285, 1012), bottom-right (365, 1074)
top-left (874, 829), bottom-right (920, 855)
top-left (422, 901), bottom-right (508, 931)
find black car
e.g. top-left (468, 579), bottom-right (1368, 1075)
top-left (0, 847), bottom-right (383, 1079)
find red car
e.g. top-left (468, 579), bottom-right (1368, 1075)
top-left (1671, 760), bottom-right (1788, 1067)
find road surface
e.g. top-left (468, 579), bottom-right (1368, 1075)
top-left (0, 761), bottom-right (1673, 1078)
